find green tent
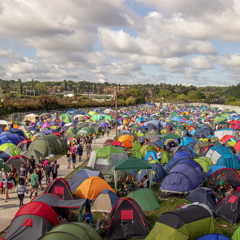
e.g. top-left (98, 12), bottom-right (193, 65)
top-left (0, 143), bottom-right (19, 157)
top-left (28, 134), bottom-right (68, 157)
top-left (104, 115), bottom-right (113, 121)
top-left (232, 226), bottom-right (240, 240)
top-left (64, 115), bottom-right (73, 123)
top-left (161, 151), bottom-right (171, 164)
top-left (76, 127), bottom-right (95, 137)
top-left (90, 115), bottom-right (101, 121)
top-left (146, 205), bottom-right (220, 240)
top-left (133, 150), bottom-right (143, 159)
top-left (60, 113), bottom-right (72, 122)
top-left (128, 188), bottom-right (160, 211)
top-left (39, 222), bottom-right (102, 240)
top-left (194, 157), bottom-right (213, 173)
top-left (132, 141), bottom-right (142, 151)
top-left (87, 146), bottom-right (128, 172)
top-left (140, 145), bottom-right (157, 157)
top-left (214, 116), bottom-right (227, 123)
top-left (0, 159), bottom-right (10, 172)
top-left (113, 157), bottom-right (152, 189)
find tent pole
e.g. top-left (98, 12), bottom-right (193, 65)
top-left (115, 84), bottom-right (118, 140)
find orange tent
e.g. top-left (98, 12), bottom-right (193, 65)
top-left (75, 176), bottom-right (114, 200)
top-left (122, 140), bottom-right (133, 149)
top-left (118, 134), bottom-right (134, 143)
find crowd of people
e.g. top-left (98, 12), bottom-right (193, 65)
top-left (0, 155), bottom-right (59, 207)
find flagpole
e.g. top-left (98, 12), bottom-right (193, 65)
top-left (115, 84), bottom-right (118, 140)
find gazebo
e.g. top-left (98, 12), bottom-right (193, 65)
top-left (113, 157), bottom-right (153, 189)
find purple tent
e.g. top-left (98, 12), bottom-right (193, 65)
top-left (41, 121), bottom-right (51, 129)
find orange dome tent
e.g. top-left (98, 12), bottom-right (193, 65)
top-left (75, 176), bottom-right (114, 200)
top-left (122, 140), bottom-right (133, 149)
top-left (118, 134), bottom-right (134, 143)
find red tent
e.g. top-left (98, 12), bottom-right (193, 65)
top-left (4, 202), bottom-right (59, 240)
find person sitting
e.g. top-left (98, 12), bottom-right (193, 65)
top-left (83, 209), bottom-right (93, 225)
top-left (147, 155), bottom-right (153, 162)
top-left (137, 175), bottom-right (149, 189)
top-left (225, 183), bottom-right (234, 196)
top-left (126, 174), bottom-right (133, 185)
top-left (98, 212), bottom-right (110, 235)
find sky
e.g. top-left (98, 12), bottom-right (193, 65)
top-left (1, 0), bottom-right (240, 86)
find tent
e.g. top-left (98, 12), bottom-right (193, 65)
top-left (23, 113), bottom-right (39, 123)
top-left (87, 146), bottom-right (128, 172)
top-left (20, 149), bottom-right (43, 163)
top-left (197, 234), bottom-right (231, 240)
top-left (194, 157), bottom-right (213, 173)
top-left (186, 187), bottom-right (220, 209)
top-left (107, 198), bottom-right (149, 240)
top-left (145, 205), bottom-right (218, 240)
top-left (75, 176), bottom-right (114, 200)
top-left (69, 169), bottom-right (102, 191)
top-left (206, 145), bottom-right (233, 165)
top-left (91, 189), bottom-right (119, 213)
top-left (28, 134), bottom-right (68, 157)
top-left (136, 160), bottom-right (166, 183)
top-left (159, 160), bottom-right (205, 197)
top-left (39, 222), bottom-right (102, 240)
top-left (214, 190), bottom-right (240, 223)
top-left (214, 128), bottom-right (240, 141)
top-left (215, 153), bottom-right (240, 169)
top-left (232, 226), bottom-right (240, 240)
top-left (17, 140), bottom-right (32, 151)
top-left (0, 151), bottom-right (11, 163)
top-left (207, 168), bottom-right (240, 191)
top-left (0, 143), bottom-right (19, 157)
top-left (45, 178), bottom-right (74, 200)
top-left (144, 150), bottom-right (158, 161)
top-left (4, 202), bottom-right (59, 240)
top-left (140, 145), bottom-right (157, 157)
top-left (113, 157), bottom-right (153, 190)
top-left (128, 188), bottom-right (160, 211)
top-left (31, 193), bottom-right (86, 221)
top-left (6, 155), bottom-right (28, 170)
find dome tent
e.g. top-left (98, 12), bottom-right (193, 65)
top-left (107, 198), bottom-right (149, 240)
top-left (145, 205), bottom-right (219, 240)
top-left (75, 176), bottom-right (114, 200)
top-left (0, 143), bottom-right (19, 157)
top-left (39, 222), bottom-right (102, 240)
top-left (4, 202), bottom-right (59, 240)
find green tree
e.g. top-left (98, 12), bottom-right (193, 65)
top-left (17, 79), bottom-right (23, 96)
top-left (126, 96), bottom-right (136, 106)
top-left (177, 94), bottom-right (188, 102)
top-left (34, 82), bottom-right (49, 96)
top-left (30, 79), bottom-right (35, 89)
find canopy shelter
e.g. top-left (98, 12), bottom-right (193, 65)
top-left (113, 157), bottom-right (152, 190)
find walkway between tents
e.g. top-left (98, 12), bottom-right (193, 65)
top-left (0, 129), bottom-right (116, 233)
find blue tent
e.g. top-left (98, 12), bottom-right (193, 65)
top-left (0, 133), bottom-right (24, 145)
top-left (186, 187), bottom-right (220, 209)
top-left (0, 151), bottom-right (11, 162)
top-left (172, 145), bottom-right (195, 158)
top-left (159, 162), bottom-right (205, 197)
top-left (144, 151), bottom-right (158, 161)
top-left (7, 128), bottom-right (26, 139)
top-left (69, 169), bottom-right (102, 191)
top-left (165, 151), bottom-right (191, 173)
top-left (194, 125), bottom-right (213, 138)
top-left (179, 136), bottom-right (194, 146)
top-left (136, 161), bottom-right (166, 183)
top-left (197, 233), bottom-right (231, 240)
top-left (216, 154), bottom-right (240, 169)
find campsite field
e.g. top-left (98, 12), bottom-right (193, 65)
top-left (69, 160), bottom-right (239, 239)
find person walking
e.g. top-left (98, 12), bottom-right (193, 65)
top-left (18, 162), bottom-right (26, 185)
top-left (66, 150), bottom-right (71, 169)
top-left (36, 164), bottom-right (44, 191)
top-left (44, 162), bottom-right (52, 185)
top-left (15, 179), bottom-right (29, 208)
top-left (3, 174), bottom-right (10, 202)
top-left (77, 144), bottom-right (83, 162)
top-left (51, 160), bottom-right (59, 179)
top-left (9, 164), bottom-right (17, 186)
top-left (86, 140), bottom-right (92, 160)
top-left (71, 146), bottom-right (77, 169)
top-left (30, 169), bottom-right (39, 199)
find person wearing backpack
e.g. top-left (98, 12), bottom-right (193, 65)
top-left (51, 160), bottom-right (59, 179)
top-left (44, 162), bottom-right (52, 185)
top-left (29, 169), bottom-right (39, 199)
top-left (15, 179), bottom-right (29, 207)
top-left (77, 144), bottom-right (83, 162)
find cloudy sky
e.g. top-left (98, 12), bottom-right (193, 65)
top-left (0, 0), bottom-right (240, 86)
